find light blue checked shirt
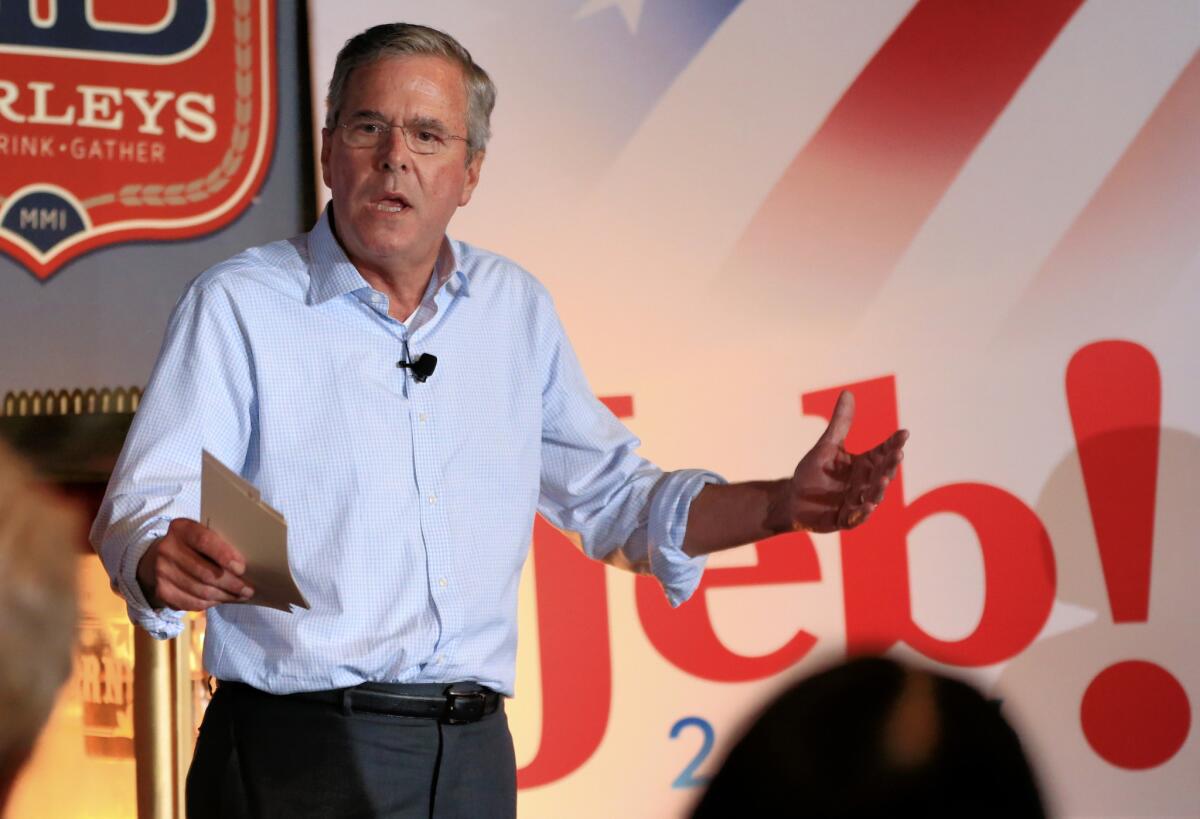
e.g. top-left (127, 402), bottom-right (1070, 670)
top-left (91, 209), bottom-right (721, 696)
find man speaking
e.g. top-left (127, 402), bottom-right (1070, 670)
top-left (92, 22), bottom-right (906, 818)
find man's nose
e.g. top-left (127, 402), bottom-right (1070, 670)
top-left (379, 126), bottom-right (411, 172)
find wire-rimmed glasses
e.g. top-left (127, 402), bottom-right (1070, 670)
top-left (337, 116), bottom-right (468, 156)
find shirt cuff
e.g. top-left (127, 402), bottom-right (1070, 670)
top-left (117, 525), bottom-right (186, 640)
top-left (648, 468), bottom-right (726, 607)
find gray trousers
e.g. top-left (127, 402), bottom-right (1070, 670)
top-left (186, 682), bottom-right (517, 818)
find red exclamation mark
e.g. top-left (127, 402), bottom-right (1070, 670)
top-left (1067, 340), bottom-right (1190, 769)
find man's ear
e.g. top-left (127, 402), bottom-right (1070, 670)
top-left (320, 128), bottom-right (333, 189)
top-left (459, 150), bottom-right (485, 207)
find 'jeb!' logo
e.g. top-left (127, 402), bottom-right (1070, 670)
top-left (0, 0), bottom-right (276, 279)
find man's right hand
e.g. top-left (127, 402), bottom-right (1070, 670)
top-left (136, 518), bottom-right (254, 610)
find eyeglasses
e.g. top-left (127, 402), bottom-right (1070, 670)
top-left (336, 117), bottom-right (468, 155)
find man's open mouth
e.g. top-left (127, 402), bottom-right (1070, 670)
top-left (374, 195), bottom-right (411, 213)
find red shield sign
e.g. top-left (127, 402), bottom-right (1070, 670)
top-left (0, 0), bottom-right (276, 280)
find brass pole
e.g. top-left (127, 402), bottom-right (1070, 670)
top-left (133, 630), bottom-right (178, 819)
top-left (173, 617), bottom-right (194, 818)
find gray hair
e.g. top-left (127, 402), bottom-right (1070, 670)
top-left (325, 23), bottom-right (496, 158)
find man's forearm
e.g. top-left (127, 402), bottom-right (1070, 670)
top-left (681, 480), bottom-right (792, 558)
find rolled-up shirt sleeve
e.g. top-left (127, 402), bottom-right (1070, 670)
top-left (90, 277), bottom-right (255, 638)
top-left (644, 468), bottom-right (725, 606)
top-left (534, 292), bottom-right (724, 606)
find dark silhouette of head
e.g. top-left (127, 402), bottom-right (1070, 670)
top-left (692, 656), bottom-right (1046, 818)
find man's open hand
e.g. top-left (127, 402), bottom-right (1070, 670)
top-left (778, 390), bottom-right (908, 533)
top-left (136, 517), bottom-right (254, 610)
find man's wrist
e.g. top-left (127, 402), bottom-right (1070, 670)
top-left (135, 538), bottom-right (164, 609)
top-left (764, 478), bottom-right (796, 535)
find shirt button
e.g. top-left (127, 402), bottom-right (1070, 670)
top-left (428, 494), bottom-right (437, 505)
top-left (418, 412), bottom-right (428, 423)
top-left (438, 577), bottom-right (448, 588)
top-left (435, 655), bottom-right (443, 664)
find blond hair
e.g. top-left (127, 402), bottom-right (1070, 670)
top-left (0, 442), bottom-right (81, 789)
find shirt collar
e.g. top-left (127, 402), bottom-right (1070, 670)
top-left (307, 206), bottom-right (470, 305)
top-left (434, 237), bottom-right (471, 298)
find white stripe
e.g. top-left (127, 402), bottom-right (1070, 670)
top-left (574, 0), bottom-right (918, 278)
top-left (860, 0), bottom-right (1200, 347)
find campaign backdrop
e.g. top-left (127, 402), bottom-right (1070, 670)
top-left (306, 2), bottom-right (1200, 817)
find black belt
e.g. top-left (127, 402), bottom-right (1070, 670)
top-left (221, 680), bottom-right (501, 724)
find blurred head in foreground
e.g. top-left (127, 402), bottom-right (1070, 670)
top-left (692, 656), bottom-right (1046, 818)
top-left (0, 443), bottom-right (81, 809)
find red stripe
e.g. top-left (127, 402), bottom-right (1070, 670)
top-left (727, 0), bottom-right (1083, 312)
top-left (1019, 49), bottom-right (1200, 309)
